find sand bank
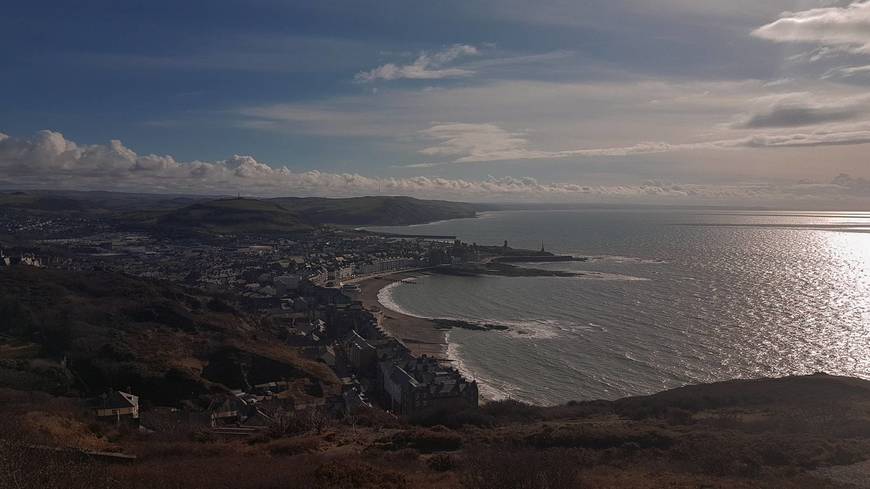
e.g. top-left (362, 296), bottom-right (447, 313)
top-left (355, 271), bottom-right (448, 359)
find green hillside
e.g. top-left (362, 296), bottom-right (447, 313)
top-left (270, 195), bottom-right (478, 226)
top-left (156, 198), bottom-right (313, 236)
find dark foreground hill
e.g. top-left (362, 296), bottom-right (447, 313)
top-left (2, 267), bottom-right (870, 488)
top-left (4, 366), bottom-right (870, 488)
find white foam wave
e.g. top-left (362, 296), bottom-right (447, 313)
top-left (445, 332), bottom-right (514, 402)
top-left (587, 254), bottom-right (667, 264)
top-left (377, 280), bottom-right (563, 339)
top-left (380, 280), bottom-right (524, 402)
top-left (376, 280), bottom-right (422, 317)
top-left (576, 271), bottom-right (651, 281)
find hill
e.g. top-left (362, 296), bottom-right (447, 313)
top-left (0, 189), bottom-right (208, 214)
top-left (155, 198), bottom-right (313, 236)
top-left (0, 266), bottom-right (337, 404)
top-left (148, 196), bottom-right (478, 236)
top-left (0, 191), bottom-right (482, 235)
top-left (269, 196), bottom-right (479, 226)
top-left (4, 367), bottom-right (870, 488)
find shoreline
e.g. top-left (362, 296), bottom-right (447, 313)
top-left (355, 270), bottom-right (512, 402)
top-left (355, 270), bottom-right (449, 360)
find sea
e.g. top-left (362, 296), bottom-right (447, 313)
top-left (367, 208), bottom-right (870, 405)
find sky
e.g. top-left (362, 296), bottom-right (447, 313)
top-left (4, 0), bottom-right (870, 207)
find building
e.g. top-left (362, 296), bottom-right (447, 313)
top-left (344, 330), bottom-right (377, 374)
top-left (379, 356), bottom-right (478, 415)
top-left (94, 391), bottom-right (140, 425)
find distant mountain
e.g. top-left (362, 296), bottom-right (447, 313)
top-left (0, 191), bottom-right (480, 229)
top-left (155, 198), bottom-right (313, 236)
top-left (0, 191), bottom-right (482, 240)
top-left (0, 192), bottom-right (89, 212)
top-left (147, 195), bottom-right (480, 236)
top-left (269, 195), bottom-right (479, 226)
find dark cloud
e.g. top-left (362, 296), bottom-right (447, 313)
top-left (735, 105), bottom-right (862, 129)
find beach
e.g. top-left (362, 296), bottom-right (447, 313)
top-left (354, 271), bottom-right (449, 359)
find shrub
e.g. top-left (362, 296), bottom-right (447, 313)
top-left (0, 440), bottom-right (118, 489)
top-left (313, 460), bottom-right (408, 489)
top-left (428, 453), bottom-right (456, 472)
top-left (386, 427), bottom-right (462, 453)
top-left (481, 400), bottom-right (543, 422)
top-left (267, 436), bottom-right (321, 456)
top-left (460, 447), bottom-right (580, 489)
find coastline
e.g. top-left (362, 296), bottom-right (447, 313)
top-left (354, 269), bottom-right (511, 402)
top-left (355, 270), bottom-right (449, 359)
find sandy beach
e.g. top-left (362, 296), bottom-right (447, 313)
top-left (354, 270), bottom-right (449, 359)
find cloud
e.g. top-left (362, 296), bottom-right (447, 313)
top-left (739, 129), bottom-right (870, 148)
top-left (414, 120), bottom-right (870, 165)
top-left (831, 172), bottom-right (870, 192)
top-left (419, 123), bottom-right (541, 161)
top-left (823, 63), bottom-right (870, 78)
top-left (753, 1), bottom-right (870, 53)
top-left (732, 98), bottom-right (864, 129)
top-left (416, 122), bottom-right (704, 164)
top-left (2, 129), bottom-right (870, 207)
top-left (355, 44), bottom-right (479, 82)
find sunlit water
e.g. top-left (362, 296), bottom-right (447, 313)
top-left (368, 209), bottom-right (870, 405)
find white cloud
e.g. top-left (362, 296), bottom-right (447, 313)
top-left (419, 123), bottom-right (544, 162)
top-left (823, 63), bottom-right (870, 78)
top-left (753, 1), bottom-right (870, 53)
top-left (3, 129), bottom-right (870, 207)
top-left (355, 44), bottom-right (479, 82)
top-left (414, 120), bottom-right (870, 165)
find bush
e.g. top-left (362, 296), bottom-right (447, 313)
top-left (427, 453), bottom-right (456, 472)
top-left (481, 400), bottom-right (543, 423)
top-left (460, 447), bottom-right (580, 489)
top-left (385, 427), bottom-right (462, 453)
top-left (267, 436), bottom-right (321, 456)
top-left (313, 460), bottom-right (408, 489)
top-left (0, 440), bottom-right (118, 489)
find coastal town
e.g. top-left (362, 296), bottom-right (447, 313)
top-left (0, 197), bottom-right (561, 435)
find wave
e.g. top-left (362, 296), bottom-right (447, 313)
top-left (445, 332), bottom-right (515, 402)
top-left (380, 279), bottom-right (532, 402)
top-left (376, 280), bottom-right (420, 317)
top-left (577, 271), bottom-right (651, 281)
top-left (587, 254), bottom-right (668, 264)
top-left (511, 263), bottom-right (653, 281)
top-left (378, 280), bottom-right (564, 339)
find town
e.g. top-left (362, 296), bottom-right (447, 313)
top-left (0, 202), bottom-right (491, 436)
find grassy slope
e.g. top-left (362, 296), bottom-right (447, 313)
top-left (269, 196), bottom-right (479, 226)
top-left (0, 190), bottom-right (208, 214)
top-left (155, 198), bottom-right (313, 235)
top-left (0, 192), bottom-right (481, 240)
top-left (150, 196), bottom-right (478, 235)
top-left (3, 373), bottom-right (870, 488)
top-left (0, 267), bottom-right (337, 404)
